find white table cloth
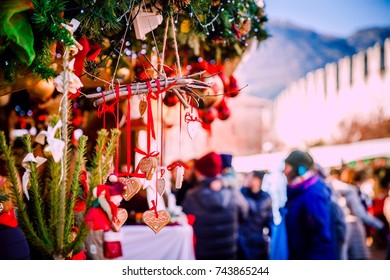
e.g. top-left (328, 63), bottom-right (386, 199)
top-left (118, 224), bottom-right (195, 260)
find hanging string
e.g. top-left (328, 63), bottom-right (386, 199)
top-left (115, 84), bottom-right (120, 173)
top-left (170, 16), bottom-right (182, 77)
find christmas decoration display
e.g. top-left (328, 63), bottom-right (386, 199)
top-left (0, 0), bottom-right (268, 259)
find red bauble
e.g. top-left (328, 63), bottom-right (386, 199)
top-left (163, 91), bottom-right (179, 107)
top-left (198, 107), bottom-right (217, 124)
top-left (226, 75), bottom-right (240, 98)
top-left (216, 100), bottom-right (231, 120)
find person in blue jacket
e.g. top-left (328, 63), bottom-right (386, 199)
top-left (283, 150), bottom-right (336, 260)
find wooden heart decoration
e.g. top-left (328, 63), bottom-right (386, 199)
top-left (143, 210), bottom-right (171, 234)
top-left (111, 208), bottom-right (128, 232)
top-left (139, 157), bottom-right (157, 180)
top-left (139, 99), bottom-right (147, 116)
top-left (119, 177), bottom-right (142, 201)
top-left (157, 178), bottom-right (165, 196)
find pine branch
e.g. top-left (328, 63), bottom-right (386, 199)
top-left (22, 135), bottom-right (53, 249)
top-left (46, 157), bottom-right (62, 251)
top-left (101, 128), bottom-right (121, 180)
top-left (0, 132), bottom-right (50, 254)
top-left (89, 129), bottom-right (109, 189)
top-left (63, 135), bottom-right (87, 250)
top-left (0, 190), bottom-right (10, 203)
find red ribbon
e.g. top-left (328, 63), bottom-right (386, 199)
top-left (167, 161), bottom-right (188, 171)
top-left (134, 147), bottom-right (159, 158)
top-left (74, 36), bottom-right (102, 77)
top-left (150, 200), bottom-right (159, 218)
top-left (126, 84), bottom-right (132, 173)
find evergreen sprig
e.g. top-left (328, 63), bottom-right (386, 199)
top-left (22, 135), bottom-right (53, 249)
top-left (0, 132), bottom-right (51, 255)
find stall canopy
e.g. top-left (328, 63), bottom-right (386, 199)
top-left (233, 138), bottom-right (390, 173)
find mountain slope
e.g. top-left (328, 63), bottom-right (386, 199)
top-left (234, 20), bottom-right (390, 100)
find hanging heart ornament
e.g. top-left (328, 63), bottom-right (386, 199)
top-left (157, 178), bottom-right (166, 196)
top-left (139, 98), bottom-right (147, 116)
top-left (119, 177), bottom-right (142, 201)
top-left (143, 209), bottom-right (171, 234)
top-left (111, 208), bottom-right (128, 232)
top-left (139, 157), bottom-right (157, 180)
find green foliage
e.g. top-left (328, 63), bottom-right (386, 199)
top-left (0, 122), bottom-right (120, 259)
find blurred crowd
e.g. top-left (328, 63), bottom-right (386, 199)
top-left (170, 150), bottom-right (390, 260)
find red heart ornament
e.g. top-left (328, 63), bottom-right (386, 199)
top-left (143, 210), bottom-right (171, 234)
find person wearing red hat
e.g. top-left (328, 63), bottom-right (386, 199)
top-left (182, 152), bottom-right (249, 260)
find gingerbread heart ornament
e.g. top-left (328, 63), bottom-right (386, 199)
top-left (143, 210), bottom-right (171, 234)
top-left (119, 177), bottom-right (142, 201)
top-left (139, 99), bottom-right (147, 116)
top-left (139, 157), bottom-right (157, 180)
top-left (111, 208), bottom-right (128, 232)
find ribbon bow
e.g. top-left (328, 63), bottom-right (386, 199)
top-left (22, 153), bottom-right (47, 200)
top-left (35, 120), bottom-right (65, 163)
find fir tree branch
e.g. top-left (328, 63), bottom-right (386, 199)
top-left (63, 135), bottom-right (87, 249)
top-left (22, 135), bottom-right (53, 250)
top-left (89, 129), bottom-right (109, 189)
top-left (0, 132), bottom-right (50, 254)
top-left (46, 157), bottom-right (62, 251)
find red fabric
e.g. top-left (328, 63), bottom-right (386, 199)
top-left (104, 241), bottom-right (122, 258)
top-left (0, 208), bottom-right (18, 228)
top-left (69, 249), bottom-right (87, 260)
top-left (84, 207), bottom-right (111, 231)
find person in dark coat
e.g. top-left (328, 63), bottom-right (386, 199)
top-left (238, 170), bottom-right (273, 260)
top-left (283, 150), bottom-right (336, 260)
top-left (0, 176), bottom-right (30, 260)
top-left (182, 152), bottom-right (249, 260)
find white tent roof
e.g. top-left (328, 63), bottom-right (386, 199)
top-left (233, 137), bottom-right (390, 173)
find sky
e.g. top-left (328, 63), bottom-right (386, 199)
top-left (264, 0), bottom-right (390, 37)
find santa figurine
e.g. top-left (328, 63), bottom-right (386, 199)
top-left (84, 174), bottom-right (128, 259)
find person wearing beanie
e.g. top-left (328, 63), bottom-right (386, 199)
top-left (220, 153), bottom-right (240, 189)
top-left (283, 150), bottom-right (337, 260)
top-left (238, 170), bottom-right (273, 260)
top-left (182, 152), bottom-right (249, 260)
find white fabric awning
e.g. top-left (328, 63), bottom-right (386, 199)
top-left (233, 138), bottom-right (390, 173)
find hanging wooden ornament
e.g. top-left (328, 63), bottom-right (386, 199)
top-left (111, 208), bottom-right (128, 232)
top-left (175, 165), bottom-right (185, 189)
top-left (139, 97), bottom-right (147, 116)
top-left (185, 112), bottom-right (202, 139)
top-left (119, 177), bottom-right (142, 201)
top-left (143, 209), bottom-right (171, 234)
top-left (156, 178), bottom-right (166, 196)
top-left (139, 156), bottom-right (158, 180)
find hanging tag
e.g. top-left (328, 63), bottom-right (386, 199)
top-left (187, 121), bottom-right (200, 139)
top-left (139, 97), bottom-right (147, 116)
top-left (157, 178), bottom-right (166, 196)
top-left (175, 166), bottom-right (185, 189)
top-left (139, 157), bottom-right (157, 180)
top-left (143, 209), bottom-right (171, 234)
top-left (119, 177), bottom-right (142, 201)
